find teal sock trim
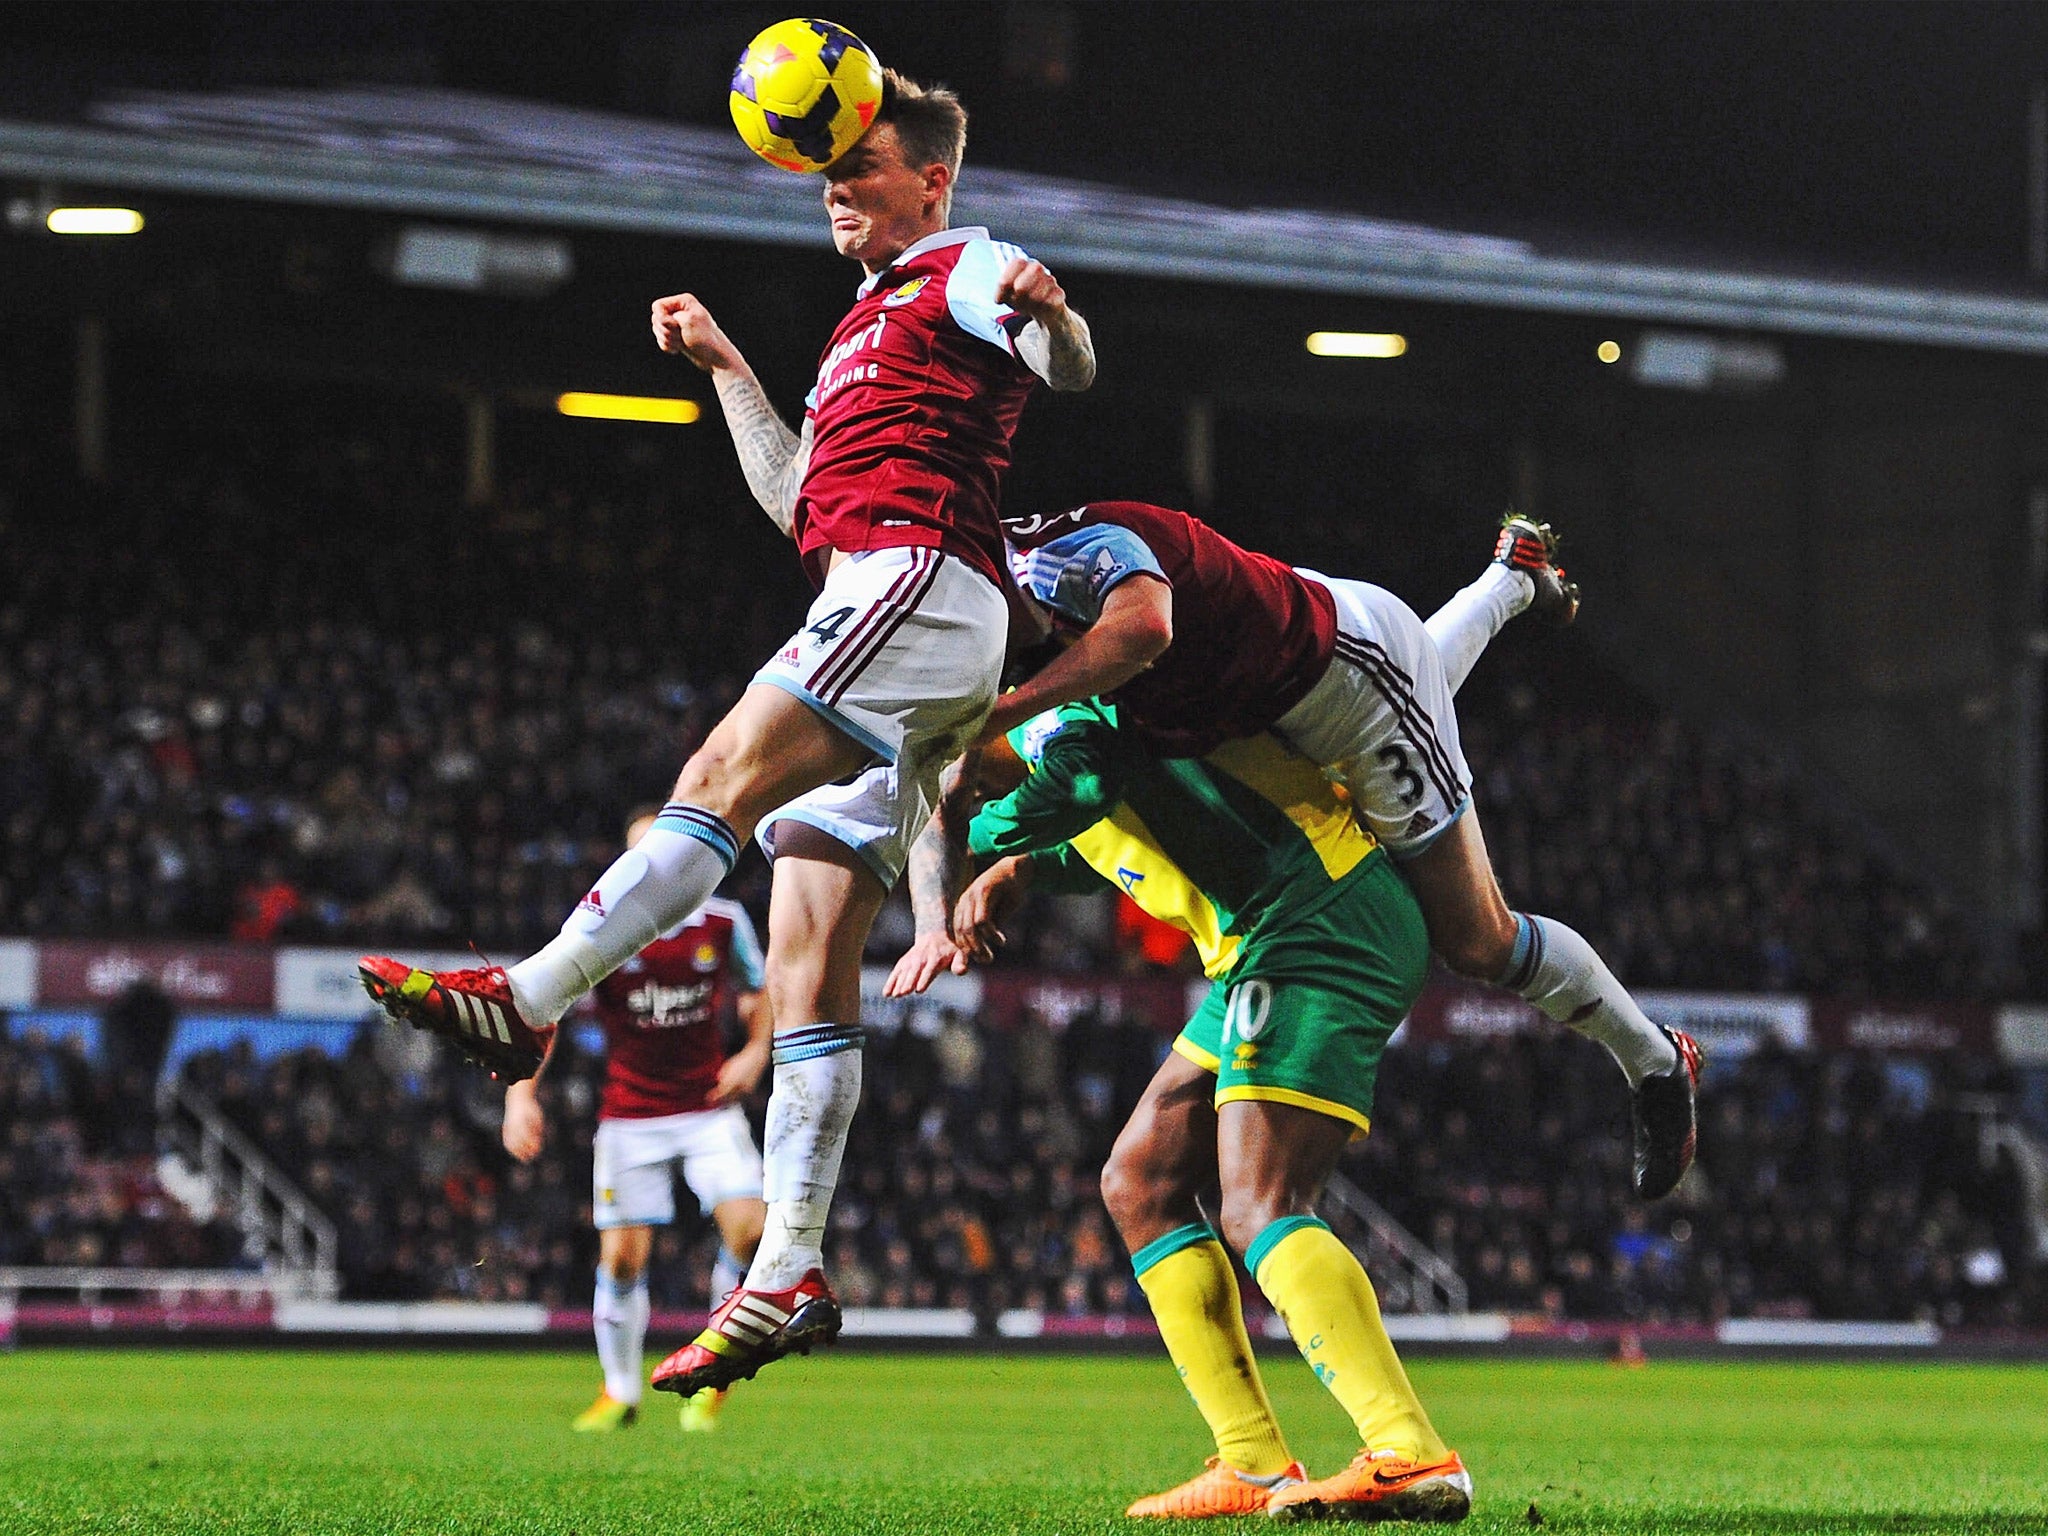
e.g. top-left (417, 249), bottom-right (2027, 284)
top-left (1130, 1222), bottom-right (1222, 1279)
top-left (1244, 1214), bottom-right (1331, 1281)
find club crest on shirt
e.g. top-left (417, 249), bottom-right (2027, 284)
top-left (1019, 709), bottom-right (1066, 764)
top-left (693, 942), bottom-right (720, 973)
top-left (882, 275), bottom-right (930, 307)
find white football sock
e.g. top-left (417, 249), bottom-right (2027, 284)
top-left (1498, 913), bottom-right (1678, 1088)
top-left (711, 1245), bottom-right (747, 1304)
top-left (1426, 563), bottom-right (1533, 696)
top-left (592, 1268), bottom-right (649, 1405)
top-left (745, 1025), bottom-right (864, 1291)
top-left (506, 803), bottom-right (740, 1025)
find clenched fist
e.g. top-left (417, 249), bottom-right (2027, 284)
top-left (995, 256), bottom-right (1068, 326)
top-left (651, 292), bottom-right (745, 373)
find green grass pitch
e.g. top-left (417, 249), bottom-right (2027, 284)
top-left (2, 1349), bottom-right (2046, 1533)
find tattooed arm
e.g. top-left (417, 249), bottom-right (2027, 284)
top-left (710, 372), bottom-right (811, 537)
top-left (651, 290), bottom-right (808, 536)
top-left (884, 741), bottom-right (1033, 997)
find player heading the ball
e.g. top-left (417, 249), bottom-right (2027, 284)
top-left (362, 28), bottom-right (1095, 1400)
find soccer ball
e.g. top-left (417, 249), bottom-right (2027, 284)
top-left (729, 18), bottom-right (886, 174)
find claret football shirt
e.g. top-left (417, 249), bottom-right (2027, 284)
top-left (796, 226), bottom-right (1042, 591)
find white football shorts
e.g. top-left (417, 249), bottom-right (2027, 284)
top-left (755, 546), bottom-right (1007, 887)
top-left (591, 1105), bottom-right (764, 1230)
top-left (1273, 571), bottom-right (1474, 858)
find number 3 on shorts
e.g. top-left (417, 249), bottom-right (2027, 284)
top-left (1224, 978), bottom-right (1273, 1043)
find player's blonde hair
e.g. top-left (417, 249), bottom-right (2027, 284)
top-left (878, 69), bottom-right (967, 218)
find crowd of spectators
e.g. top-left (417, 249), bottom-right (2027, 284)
top-left (149, 1011), bottom-right (2044, 1329)
top-left (0, 1027), bottom-right (243, 1273)
top-left (1360, 1031), bottom-right (2042, 1329)
top-left (170, 1001), bottom-right (1165, 1316)
top-left (0, 388), bottom-right (1982, 997)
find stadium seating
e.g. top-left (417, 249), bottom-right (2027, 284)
top-left (0, 1029), bottom-right (244, 1271)
top-left (153, 1016), bottom-right (2041, 1326)
top-left (3, 382), bottom-right (2030, 1327)
top-left (0, 387), bottom-right (1978, 996)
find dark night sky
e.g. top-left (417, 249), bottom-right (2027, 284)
top-left (8, 1), bottom-right (2048, 283)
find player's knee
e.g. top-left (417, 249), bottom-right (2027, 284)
top-left (601, 1253), bottom-right (647, 1286)
top-left (1435, 918), bottom-right (1516, 981)
top-left (1214, 1201), bottom-right (1267, 1263)
top-left (670, 748), bottom-right (732, 810)
top-left (717, 1198), bottom-right (767, 1258)
top-left (765, 959), bottom-right (829, 1028)
top-left (1098, 1146), bottom-right (1148, 1237)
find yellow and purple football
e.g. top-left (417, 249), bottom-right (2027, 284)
top-left (729, 18), bottom-right (886, 173)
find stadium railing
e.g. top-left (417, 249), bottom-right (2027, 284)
top-left (154, 1073), bottom-right (340, 1295)
top-left (1321, 1171), bottom-right (1469, 1314)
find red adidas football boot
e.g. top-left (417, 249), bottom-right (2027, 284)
top-left (1493, 512), bottom-right (1581, 627)
top-left (1634, 1026), bottom-right (1704, 1199)
top-left (651, 1269), bottom-right (843, 1397)
top-left (357, 956), bottom-right (552, 1082)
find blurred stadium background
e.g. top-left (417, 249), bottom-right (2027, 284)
top-left (5, 0), bottom-right (2048, 1371)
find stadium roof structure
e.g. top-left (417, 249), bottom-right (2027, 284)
top-left (8, 85), bottom-right (2048, 356)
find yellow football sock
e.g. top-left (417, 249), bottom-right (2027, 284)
top-left (1249, 1216), bottom-right (1447, 1461)
top-left (1131, 1224), bottom-right (1294, 1476)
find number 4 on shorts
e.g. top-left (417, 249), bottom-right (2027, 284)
top-left (807, 606), bottom-right (857, 646)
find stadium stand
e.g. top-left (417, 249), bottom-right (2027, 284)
top-left (151, 1016), bottom-right (2042, 1327)
top-left (0, 1027), bottom-right (243, 1272)
top-left (2, 382), bottom-right (2034, 1331)
top-left (0, 389), bottom-right (1979, 997)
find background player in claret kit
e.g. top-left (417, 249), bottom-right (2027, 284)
top-left (501, 812), bottom-right (772, 1435)
top-left (993, 502), bottom-right (1702, 1200)
top-left (361, 64), bottom-right (1096, 1397)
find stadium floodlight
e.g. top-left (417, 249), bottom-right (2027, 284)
top-left (555, 392), bottom-right (701, 425)
top-left (378, 225), bottom-right (572, 296)
top-left (1629, 330), bottom-right (1784, 392)
top-left (1597, 340), bottom-right (1623, 363)
top-left (44, 206), bottom-right (144, 235)
top-left (1306, 331), bottom-right (1408, 358)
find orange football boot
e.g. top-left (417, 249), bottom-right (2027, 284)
top-left (1125, 1456), bottom-right (1307, 1519)
top-left (1266, 1447), bottom-right (1472, 1523)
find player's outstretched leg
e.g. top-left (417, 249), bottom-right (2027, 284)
top-left (1103, 1052), bottom-right (1305, 1517)
top-left (1425, 512), bottom-right (1578, 696)
top-left (1398, 806), bottom-right (1699, 1197)
top-left (1490, 908), bottom-right (1703, 1197)
top-left (360, 686), bottom-right (867, 1077)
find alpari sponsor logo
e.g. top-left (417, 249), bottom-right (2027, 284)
top-left (82, 952), bottom-right (238, 1002)
top-left (815, 312), bottom-right (888, 403)
top-left (1843, 1007), bottom-right (1962, 1052)
top-left (626, 978), bottom-right (715, 1027)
